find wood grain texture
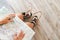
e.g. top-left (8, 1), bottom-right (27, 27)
top-left (25, 0), bottom-right (60, 40)
top-left (30, 0), bottom-right (60, 40)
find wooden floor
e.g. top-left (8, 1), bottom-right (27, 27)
top-left (31, 0), bottom-right (60, 40)
top-left (3, 0), bottom-right (60, 40)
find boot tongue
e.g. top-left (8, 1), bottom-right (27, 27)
top-left (26, 12), bottom-right (32, 18)
top-left (24, 12), bottom-right (32, 19)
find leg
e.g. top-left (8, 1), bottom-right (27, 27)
top-left (25, 16), bottom-right (38, 29)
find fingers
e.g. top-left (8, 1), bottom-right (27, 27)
top-left (7, 14), bottom-right (15, 17)
top-left (1, 14), bottom-right (15, 24)
top-left (6, 14), bottom-right (15, 19)
top-left (18, 31), bottom-right (25, 39)
top-left (13, 31), bottom-right (25, 40)
top-left (13, 34), bottom-right (18, 40)
top-left (8, 14), bottom-right (16, 22)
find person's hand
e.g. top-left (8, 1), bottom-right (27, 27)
top-left (0, 14), bottom-right (15, 24)
top-left (13, 31), bottom-right (25, 40)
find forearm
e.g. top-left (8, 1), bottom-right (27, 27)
top-left (0, 20), bottom-right (4, 25)
top-left (0, 18), bottom-right (8, 25)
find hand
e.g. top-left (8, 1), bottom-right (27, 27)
top-left (0, 14), bottom-right (15, 24)
top-left (13, 31), bottom-right (25, 40)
